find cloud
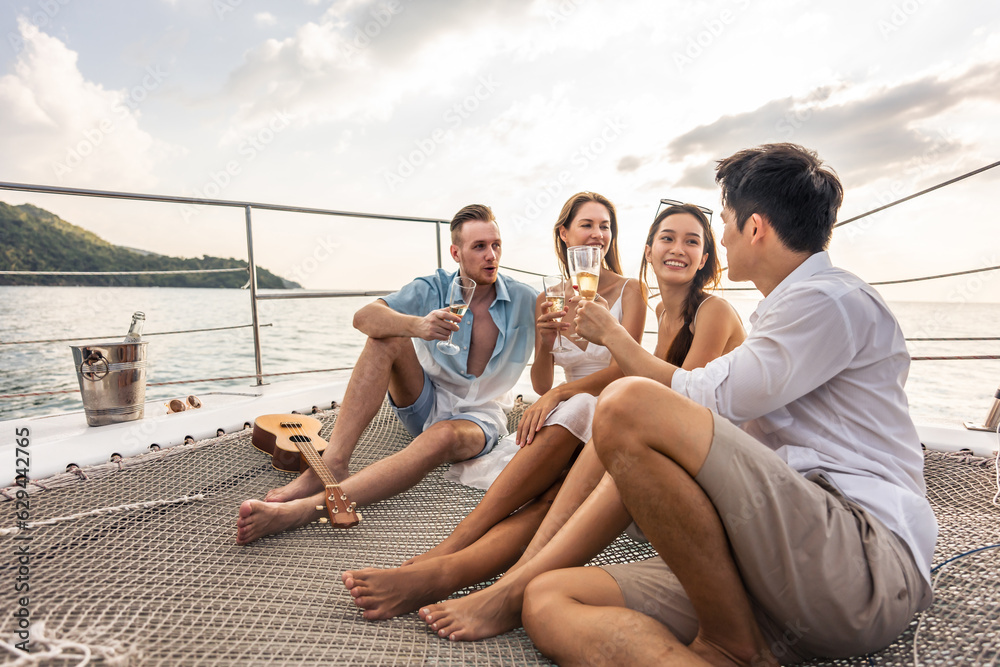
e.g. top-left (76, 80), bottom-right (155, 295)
top-left (663, 61), bottom-right (1000, 190)
top-left (617, 155), bottom-right (642, 172)
top-left (254, 12), bottom-right (277, 26)
top-left (216, 0), bottom-right (637, 138)
top-left (0, 19), bottom-right (180, 188)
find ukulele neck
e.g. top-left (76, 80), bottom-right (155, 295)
top-left (285, 424), bottom-right (340, 489)
top-left (300, 445), bottom-right (338, 488)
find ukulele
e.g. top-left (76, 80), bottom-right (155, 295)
top-left (252, 414), bottom-right (361, 528)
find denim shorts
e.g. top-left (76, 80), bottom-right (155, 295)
top-left (388, 372), bottom-right (500, 459)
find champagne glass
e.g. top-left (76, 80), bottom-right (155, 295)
top-left (437, 275), bottom-right (477, 355)
top-left (543, 274), bottom-right (571, 353)
top-left (566, 245), bottom-right (602, 341)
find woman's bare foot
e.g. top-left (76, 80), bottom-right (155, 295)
top-left (342, 561), bottom-right (458, 620)
top-left (235, 498), bottom-right (322, 545)
top-left (401, 528), bottom-right (478, 567)
top-left (418, 581), bottom-right (522, 641)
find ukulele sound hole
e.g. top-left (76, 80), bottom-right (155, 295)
top-left (289, 435), bottom-right (312, 443)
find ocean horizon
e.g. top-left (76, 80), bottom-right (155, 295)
top-left (2, 285), bottom-right (999, 428)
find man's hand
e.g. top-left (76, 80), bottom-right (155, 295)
top-left (574, 299), bottom-right (619, 345)
top-left (415, 308), bottom-right (462, 341)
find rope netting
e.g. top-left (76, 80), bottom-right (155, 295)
top-left (1, 405), bottom-right (998, 666)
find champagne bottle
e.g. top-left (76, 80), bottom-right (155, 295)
top-left (124, 311), bottom-right (145, 343)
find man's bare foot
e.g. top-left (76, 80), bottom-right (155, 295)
top-left (263, 460), bottom-right (348, 503)
top-left (418, 582), bottom-right (522, 641)
top-left (689, 634), bottom-right (778, 667)
top-left (342, 561), bottom-right (458, 620)
top-left (235, 498), bottom-right (322, 545)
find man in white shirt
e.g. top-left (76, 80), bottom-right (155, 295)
top-left (521, 144), bottom-right (937, 665)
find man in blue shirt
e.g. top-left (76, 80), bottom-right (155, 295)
top-left (237, 204), bottom-right (536, 545)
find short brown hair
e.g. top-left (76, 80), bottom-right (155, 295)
top-left (450, 204), bottom-right (496, 244)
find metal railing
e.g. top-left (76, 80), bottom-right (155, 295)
top-left (0, 181), bottom-right (450, 386)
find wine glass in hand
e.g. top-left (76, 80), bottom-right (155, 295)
top-left (566, 245), bottom-right (602, 341)
top-left (437, 275), bottom-right (477, 355)
top-left (543, 274), bottom-right (571, 353)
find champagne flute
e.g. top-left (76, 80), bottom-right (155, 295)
top-left (437, 275), bottom-right (477, 355)
top-left (543, 274), bottom-right (571, 353)
top-left (566, 245), bottom-right (602, 341)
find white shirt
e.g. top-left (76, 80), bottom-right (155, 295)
top-left (672, 252), bottom-right (937, 585)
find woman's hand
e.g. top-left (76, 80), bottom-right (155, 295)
top-left (516, 389), bottom-right (564, 446)
top-left (536, 299), bottom-right (568, 350)
top-left (574, 299), bottom-right (618, 345)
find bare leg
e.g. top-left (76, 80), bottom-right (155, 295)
top-left (511, 439), bottom-right (606, 570)
top-left (265, 336), bottom-right (425, 502)
top-left (342, 488), bottom-right (557, 619)
top-left (404, 424), bottom-right (580, 566)
top-left (238, 419), bottom-right (486, 544)
top-left (236, 494), bottom-right (324, 545)
top-left (339, 419), bottom-right (486, 507)
top-left (593, 377), bottom-right (777, 666)
top-left (418, 471), bottom-right (632, 641)
top-left (524, 567), bottom-right (732, 666)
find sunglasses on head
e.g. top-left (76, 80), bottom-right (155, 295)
top-left (656, 198), bottom-right (714, 223)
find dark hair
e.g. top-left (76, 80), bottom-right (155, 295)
top-left (715, 143), bottom-right (843, 254)
top-left (450, 204), bottom-right (496, 244)
top-left (553, 192), bottom-right (623, 279)
top-left (640, 204), bottom-right (721, 366)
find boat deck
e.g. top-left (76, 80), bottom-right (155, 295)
top-left (1, 403), bottom-right (998, 665)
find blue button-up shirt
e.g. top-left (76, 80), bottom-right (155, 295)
top-left (382, 268), bottom-right (537, 437)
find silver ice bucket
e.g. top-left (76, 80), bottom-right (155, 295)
top-left (71, 342), bottom-right (148, 426)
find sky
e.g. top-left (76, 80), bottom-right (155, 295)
top-left (1, 0), bottom-right (998, 301)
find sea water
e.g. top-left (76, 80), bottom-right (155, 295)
top-left (1, 285), bottom-right (998, 427)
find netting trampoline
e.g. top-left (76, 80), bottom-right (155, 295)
top-left (2, 402), bottom-right (998, 666)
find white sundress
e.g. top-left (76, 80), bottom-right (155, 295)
top-left (444, 284), bottom-right (628, 489)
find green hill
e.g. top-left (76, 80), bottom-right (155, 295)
top-left (0, 201), bottom-right (299, 288)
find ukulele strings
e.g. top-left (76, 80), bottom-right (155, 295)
top-left (286, 420), bottom-right (348, 503)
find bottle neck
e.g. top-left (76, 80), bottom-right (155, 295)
top-left (125, 312), bottom-right (145, 341)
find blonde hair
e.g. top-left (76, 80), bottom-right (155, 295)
top-left (552, 192), bottom-right (623, 279)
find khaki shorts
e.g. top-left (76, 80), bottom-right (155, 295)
top-left (601, 413), bottom-right (931, 663)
